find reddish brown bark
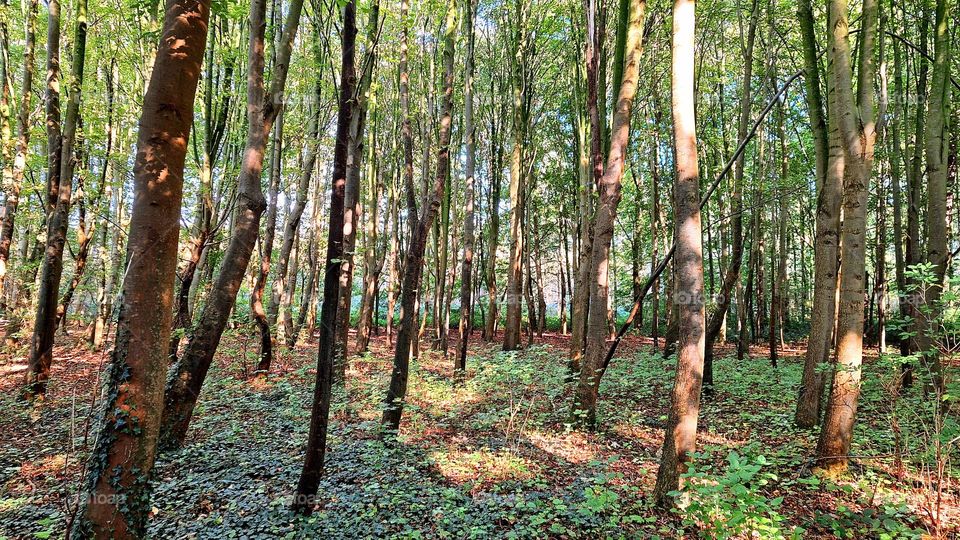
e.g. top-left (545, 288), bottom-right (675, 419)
top-left (70, 1), bottom-right (211, 536)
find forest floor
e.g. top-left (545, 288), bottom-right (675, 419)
top-left (0, 324), bottom-right (957, 539)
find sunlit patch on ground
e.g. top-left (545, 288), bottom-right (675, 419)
top-left (1, 327), bottom-right (957, 538)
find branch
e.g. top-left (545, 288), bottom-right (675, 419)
top-left (599, 68), bottom-right (804, 373)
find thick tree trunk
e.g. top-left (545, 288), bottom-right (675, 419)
top-left (653, 0), bottom-right (704, 505)
top-left (70, 2), bottom-right (211, 536)
top-left (571, 0), bottom-right (646, 429)
top-left (24, 0), bottom-right (87, 399)
top-left (160, 0), bottom-right (303, 448)
top-left (382, 0), bottom-right (457, 432)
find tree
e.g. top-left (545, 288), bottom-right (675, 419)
top-left (294, 0), bottom-right (357, 511)
top-left (0, 0), bottom-right (38, 300)
top-left (70, 0), bottom-right (212, 535)
top-left (794, 0), bottom-right (838, 429)
top-left (653, 0), bottom-right (705, 504)
top-left (24, 0), bottom-right (88, 399)
top-left (814, 0), bottom-right (878, 475)
top-left (571, 0), bottom-right (647, 428)
top-left (160, 0), bottom-right (304, 448)
top-left (456, 0), bottom-right (477, 373)
top-left (382, 0), bottom-right (458, 432)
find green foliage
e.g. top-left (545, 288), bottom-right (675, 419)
top-left (672, 444), bottom-right (797, 539)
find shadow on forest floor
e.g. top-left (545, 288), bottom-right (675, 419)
top-left (0, 324), bottom-right (955, 538)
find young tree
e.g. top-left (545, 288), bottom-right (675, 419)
top-left (653, 0), bottom-right (705, 505)
top-left (0, 0), bottom-right (38, 299)
top-left (294, 0), bottom-right (357, 512)
top-left (794, 0), bottom-right (837, 429)
top-left (70, 1), bottom-right (212, 535)
top-left (456, 0), bottom-right (477, 373)
top-left (382, 0), bottom-right (459, 431)
top-left (571, 0), bottom-right (647, 428)
top-left (502, 0), bottom-right (531, 351)
top-left (24, 0), bottom-right (88, 399)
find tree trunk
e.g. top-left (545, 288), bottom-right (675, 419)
top-left (252, 116), bottom-right (284, 373)
top-left (293, 0), bottom-right (357, 513)
top-left (701, 0), bottom-right (758, 392)
top-left (382, 0), bottom-right (457, 432)
top-left (483, 115), bottom-right (502, 341)
top-left (456, 0), bottom-right (476, 372)
top-left (503, 0), bottom-right (532, 352)
top-left (571, 0), bottom-right (646, 429)
top-left (913, 0), bottom-right (950, 391)
top-left (24, 0), bottom-right (87, 399)
top-left (794, 0), bottom-right (838, 428)
top-left (70, 2), bottom-right (211, 535)
top-left (815, 0), bottom-right (877, 474)
top-left (653, 0), bottom-right (704, 505)
top-left (0, 0), bottom-right (38, 301)
top-left (160, 0), bottom-right (303, 448)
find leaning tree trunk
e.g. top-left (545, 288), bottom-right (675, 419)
top-left (272, 76), bottom-right (321, 346)
top-left (382, 0), bottom-right (457, 432)
top-left (571, 0), bottom-right (646, 429)
top-left (252, 117), bottom-right (283, 373)
top-left (701, 0), bottom-right (758, 392)
top-left (24, 0), bottom-right (87, 399)
top-left (653, 0), bottom-right (705, 505)
top-left (70, 1), bottom-right (211, 536)
top-left (294, 0), bottom-right (357, 512)
top-left (160, 0), bottom-right (303, 448)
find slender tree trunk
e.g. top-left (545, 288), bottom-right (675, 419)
top-left (70, 2), bottom-right (211, 535)
top-left (815, 0), bottom-right (877, 474)
top-left (794, 0), bottom-right (838, 428)
top-left (503, 0), bottom-right (532, 352)
top-left (569, 0), bottom-right (604, 367)
top-left (702, 0), bottom-right (758, 392)
top-left (483, 118), bottom-right (502, 341)
top-left (293, 0), bottom-right (357, 513)
top-left (0, 0), bottom-right (38, 300)
top-left (571, 0), bottom-right (646, 429)
top-left (24, 0), bottom-right (87, 399)
top-left (913, 0), bottom-right (950, 391)
top-left (653, 0), bottom-right (704, 505)
top-left (382, 0), bottom-right (457, 432)
top-left (252, 117), bottom-right (283, 373)
top-left (160, 0), bottom-right (303, 448)
top-left (456, 0), bottom-right (477, 373)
